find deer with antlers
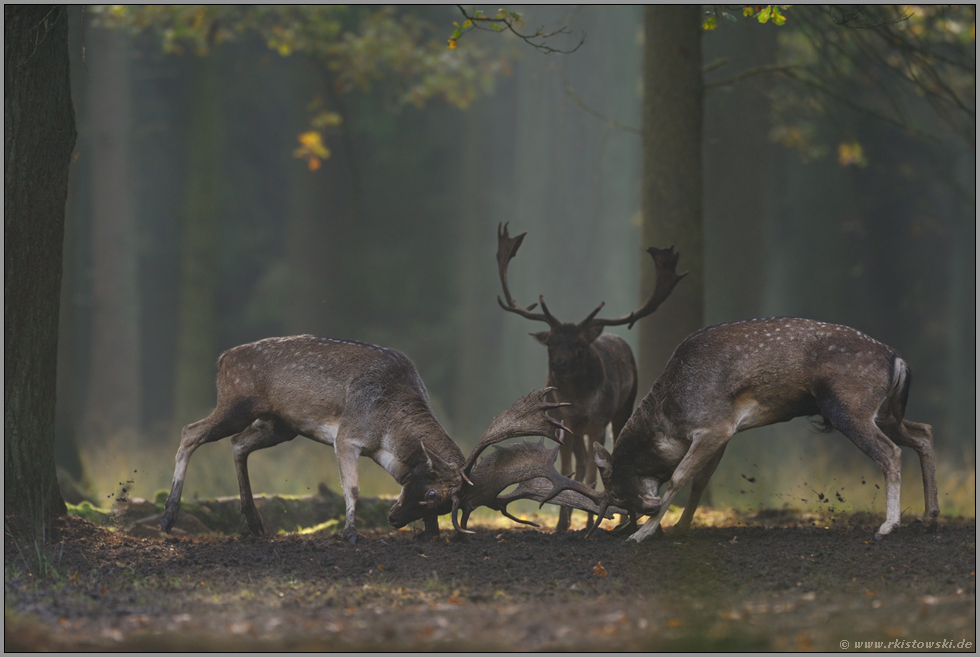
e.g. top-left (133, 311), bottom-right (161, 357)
top-left (586, 317), bottom-right (940, 542)
top-left (159, 334), bottom-right (611, 543)
top-left (495, 223), bottom-right (686, 531)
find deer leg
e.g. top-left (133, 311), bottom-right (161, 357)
top-left (162, 409), bottom-right (252, 533)
top-left (334, 436), bottom-right (361, 544)
top-left (230, 419), bottom-right (296, 536)
top-left (555, 439), bottom-right (576, 532)
top-left (881, 419), bottom-right (939, 529)
top-left (820, 395), bottom-right (903, 538)
top-left (673, 443), bottom-right (727, 535)
top-left (581, 424), bottom-right (608, 533)
top-left (417, 514), bottom-right (440, 541)
top-left (629, 428), bottom-right (731, 543)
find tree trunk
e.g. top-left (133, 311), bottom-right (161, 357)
top-left (4, 5), bottom-right (77, 532)
top-left (173, 54), bottom-right (225, 425)
top-left (638, 6), bottom-right (704, 393)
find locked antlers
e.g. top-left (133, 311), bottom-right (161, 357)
top-left (452, 388), bottom-right (571, 533)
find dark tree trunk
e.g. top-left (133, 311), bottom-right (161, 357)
top-left (4, 5), bottom-right (77, 532)
top-left (638, 6), bottom-right (704, 393)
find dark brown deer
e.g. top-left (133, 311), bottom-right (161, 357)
top-left (160, 335), bottom-right (597, 542)
top-left (587, 317), bottom-right (940, 542)
top-left (496, 223), bottom-right (685, 530)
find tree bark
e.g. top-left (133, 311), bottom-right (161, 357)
top-left (638, 6), bottom-right (704, 392)
top-left (4, 5), bottom-right (77, 532)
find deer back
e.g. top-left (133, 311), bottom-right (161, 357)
top-left (217, 335), bottom-right (464, 490)
top-left (608, 318), bottom-right (902, 488)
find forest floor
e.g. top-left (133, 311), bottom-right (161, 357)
top-left (4, 496), bottom-right (976, 652)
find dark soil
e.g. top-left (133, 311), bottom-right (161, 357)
top-left (5, 508), bottom-right (975, 652)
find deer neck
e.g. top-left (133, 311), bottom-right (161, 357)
top-left (550, 345), bottom-right (604, 400)
top-left (614, 391), bottom-right (679, 480)
top-left (382, 402), bottom-right (465, 483)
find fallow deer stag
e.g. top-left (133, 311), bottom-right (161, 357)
top-left (587, 318), bottom-right (940, 542)
top-left (496, 222), bottom-right (685, 531)
top-left (160, 335), bottom-right (604, 542)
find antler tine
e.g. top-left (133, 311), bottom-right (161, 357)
top-left (536, 296), bottom-right (561, 328)
top-left (496, 223), bottom-right (555, 325)
top-left (460, 388), bottom-right (571, 485)
top-left (583, 497), bottom-right (611, 538)
top-left (585, 245), bottom-right (688, 329)
top-left (451, 498), bottom-right (475, 535)
top-left (576, 301), bottom-right (605, 330)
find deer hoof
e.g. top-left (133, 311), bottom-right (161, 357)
top-left (342, 526), bottom-right (359, 544)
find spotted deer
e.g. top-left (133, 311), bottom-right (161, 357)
top-left (496, 223), bottom-right (685, 530)
top-left (587, 317), bottom-right (940, 542)
top-left (160, 335), bottom-right (602, 543)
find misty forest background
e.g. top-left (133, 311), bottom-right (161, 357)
top-left (55, 6), bottom-right (974, 517)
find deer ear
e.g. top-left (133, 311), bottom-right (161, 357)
top-left (421, 441), bottom-right (456, 479)
top-left (582, 324), bottom-right (604, 344)
top-left (593, 442), bottom-right (613, 486)
top-left (530, 331), bottom-right (550, 345)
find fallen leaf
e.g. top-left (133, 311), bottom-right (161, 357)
top-left (666, 618), bottom-right (683, 628)
top-left (593, 562), bottom-right (608, 577)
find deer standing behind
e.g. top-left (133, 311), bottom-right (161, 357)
top-left (589, 317), bottom-right (940, 542)
top-left (496, 223), bottom-right (685, 531)
top-left (160, 335), bottom-right (606, 543)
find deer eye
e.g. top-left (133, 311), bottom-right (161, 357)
top-left (425, 490), bottom-right (437, 502)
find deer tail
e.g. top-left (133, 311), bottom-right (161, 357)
top-left (888, 356), bottom-right (911, 423)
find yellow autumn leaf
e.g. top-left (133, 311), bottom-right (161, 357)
top-left (298, 131), bottom-right (329, 158)
top-left (448, 37), bottom-right (458, 50)
top-left (311, 111), bottom-right (343, 128)
top-left (593, 561), bottom-right (608, 577)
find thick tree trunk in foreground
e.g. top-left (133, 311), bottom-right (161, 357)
top-left (4, 5), bottom-right (77, 532)
top-left (638, 6), bottom-right (704, 393)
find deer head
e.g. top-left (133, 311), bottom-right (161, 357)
top-left (496, 222), bottom-right (687, 374)
top-left (386, 441), bottom-right (463, 529)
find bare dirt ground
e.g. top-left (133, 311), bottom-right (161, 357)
top-left (4, 504), bottom-right (975, 652)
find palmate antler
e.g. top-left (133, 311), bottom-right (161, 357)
top-left (496, 222), bottom-right (687, 330)
top-left (458, 387), bottom-right (570, 485)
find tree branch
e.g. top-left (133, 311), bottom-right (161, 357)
top-left (455, 5), bottom-right (585, 55)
